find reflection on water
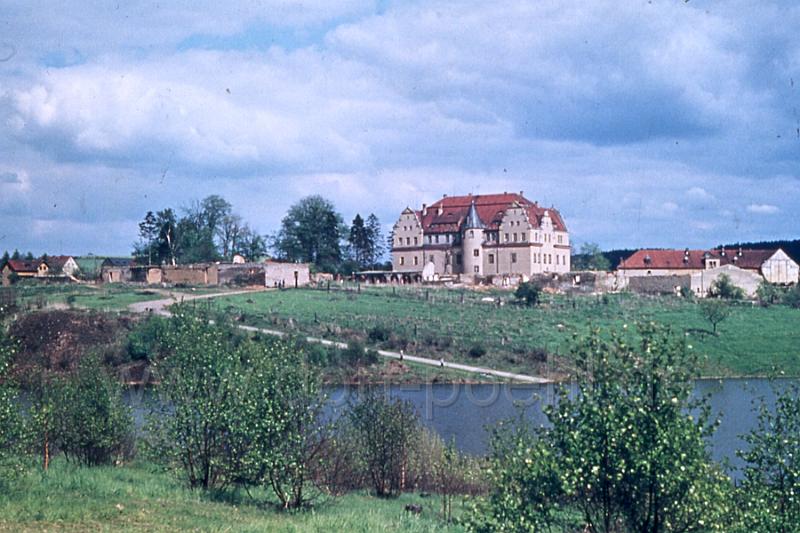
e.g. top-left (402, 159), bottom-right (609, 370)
top-left (125, 378), bottom-right (797, 478)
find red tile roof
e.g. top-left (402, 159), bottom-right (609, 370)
top-left (5, 259), bottom-right (39, 273)
top-left (417, 193), bottom-right (567, 234)
top-left (619, 248), bottom-right (778, 270)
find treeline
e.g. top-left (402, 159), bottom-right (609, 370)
top-left (719, 238), bottom-right (800, 262)
top-left (133, 195), bottom-right (268, 265)
top-left (133, 194), bottom-right (387, 274)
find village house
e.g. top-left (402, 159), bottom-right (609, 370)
top-left (391, 192), bottom-right (570, 283)
top-left (1, 256), bottom-right (80, 286)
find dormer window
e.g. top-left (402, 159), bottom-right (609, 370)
top-left (644, 255), bottom-right (652, 265)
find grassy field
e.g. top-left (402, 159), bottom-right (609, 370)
top-left (0, 461), bottom-right (463, 532)
top-left (212, 286), bottom-right (800, 378)
top-left (3, 283), bottom-right (224, 312)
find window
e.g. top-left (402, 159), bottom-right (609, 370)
top-left (513, 233), bottom-right (518, 242)
top-left (558, 235), bottom-right (563, 244)
top-left (473, 249), bottom-right (480, 257)
top-left (521, 233), bottom-right (527, 242)
top-left (435, 235), bottom-right (439, 244)
top-left (470, 230), bottom-right (474, 238)
top-left (504, 233), bottom-right (509, 242)
top-left (511, 253), bottom-right (517, 263)
top-left (400, 257), bottom-right (405, 266)
top-left (474, 266), bottom-right (480, 273)
top-left (406, 237), bottom-right (411, 245)
top-left (414, 237), bottom-right (418, 245)
top-left (413, 256), bottom-right (419, 266)
top-left (446, 234), bottom-right (451, 243)
top-left (456, 254), bottom-right (462, 266)
top-left (489, 254), bottom-right (495, 264)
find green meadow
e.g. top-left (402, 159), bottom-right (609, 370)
top-left (212, 286), bottom-right (800, 378)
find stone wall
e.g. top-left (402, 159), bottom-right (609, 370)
top-left (628, 275), bottom-right (690, 295)
top-left (161, 264), bottom-right (219, 286)
top-left (264, 262), bottom-right (311, 288)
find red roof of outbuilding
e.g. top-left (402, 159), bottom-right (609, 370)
top-left (5, 259), bottom-right (39, 273)
top-left (619, 248), bottom-right (778, 270)
top-left (417, 193), bottom-right (567, 234)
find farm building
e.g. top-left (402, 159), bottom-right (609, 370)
top-left (392, 192), bottom-right (570, 283)
top-left (618, 248), bottom-right (798, 285)
top-left (101, 258), bottom-right (136, 283)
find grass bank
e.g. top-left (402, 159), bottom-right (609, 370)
top-left (212, 286), bottom-right (800, 378)
top-left (0, 461), bottom-right (464, 532)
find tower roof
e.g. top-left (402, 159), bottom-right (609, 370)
top-left (463, 200), bottom-right (485, 229)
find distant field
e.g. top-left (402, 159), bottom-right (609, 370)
top-left (0, 460), bottom-right (462, 532)
top-left (212, 286), bottom-right (800, 378)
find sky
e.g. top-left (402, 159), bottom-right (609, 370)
top-left (1, 0), bottom-right (799, 256)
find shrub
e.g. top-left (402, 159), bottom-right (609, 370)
top-left (52, 356), bottom-right (133, 466)
top-left (468, 343), bottom-right (487, 358)
top-left (735, 383), bottom-right (800, 532)
top-left (755, 280), bottom-right (784, 306)
top-left (348, 390), bottom-right (419, 498)
top-left (514, 281), bottom-right (542, 307)
top-left (783, 284), bottom-right (800, 309)
top-left (367, 325), bottom-right (391, 343)
top-left (340, 341), bottom-right (379, 367)
top-left (0, 334), bottom-right (25, 484)
top-left (472, 324), bottom-right (735, 533)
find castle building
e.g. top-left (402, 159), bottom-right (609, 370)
top-left (391, 192), bottom-right (570, 281)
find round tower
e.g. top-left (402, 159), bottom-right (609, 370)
top-left (462, 200), bottom-right (485, 278)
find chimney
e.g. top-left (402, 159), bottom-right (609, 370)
top-left (520, 190), bottom-right (524, 197)
top-left (738, 247), bottom-right (743, 257)
top-left (437, 204), bottom-right (444, 216)
top-left (422, 203), bottom-right (428, 216)
top-left (720, 248), bottom-right (726, 257)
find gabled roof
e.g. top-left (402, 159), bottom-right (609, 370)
top-left (43, 255), bottom-right (74, 271)
top-left (4, 259), bottom-right (39, 273)
top-left (418, 193), bottom-right (568, 234)
top-left (102, 257), bottom-right (135, 268)
top-left (619, 248), bottom-right (783, 270)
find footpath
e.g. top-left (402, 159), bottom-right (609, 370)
top-left (128, 288), bottom-right (550, 384)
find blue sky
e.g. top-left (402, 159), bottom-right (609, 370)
top-left (1, 0), bottom-right (798, 256)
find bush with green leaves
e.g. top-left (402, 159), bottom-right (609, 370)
top-left (348, 390), bottom-right (419, 498)
top-left (127, 315), bottom-right (169, 361)
top-left (735, 383), bottom-right (800, 533)
top-left (471, 323), bottom-right (734, 533)
top-left (51, 356), bottom-right (133, 467)
top-left (467, 343), bottom-right (487, 358)
top-left (514, 281), bottom-right (542, 307)
top-left (0, 334), bottom-right (25, 484)
top-left (708, 273), bottom-right (745, 300)
top-left (469, 421), bottom-right (568, 533)
top-left (755, 280), bottom-right (785, 306)
top-left (784, 283), bottom-right (800, 309)
top-left (147, 305), bottom-right (327, 508)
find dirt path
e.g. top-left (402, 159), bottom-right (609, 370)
top-left (129, 288), bottom-right (551, 384)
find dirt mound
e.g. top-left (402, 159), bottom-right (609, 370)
top-left (9, 310), bottom-right (136, 375)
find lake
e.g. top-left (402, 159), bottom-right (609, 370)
top-left (125, 377), bottom-right (797, 477)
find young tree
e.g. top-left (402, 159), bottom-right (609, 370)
top-left (348, 214), bottom-right (369, 267)
top-left (755, 280), bottom-right (784, 306)
top-left (700, 299), bottom-right (732, 335)
top-left (273, 195), bottom-right (345, 271)
top-left (365, 214), bottom-right (385, 267)
top-left (134, 211), bottom-right (160, 264)
top-left (573, 242), bottom-right (612, 271)
top-left (736, 383), bottom-right (800, 533)
top-left (349, 390), bottom-right (419, 498)
top-left (547, 324), bottom-right (731, 533)
top-left (708, 273), bottom-right (745, 300)
top-left (514, 281), bottom-right (542, 307)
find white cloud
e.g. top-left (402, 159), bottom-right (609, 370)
top-left (685, 186), bottom-right (715, 202)
top-left (746, 203), bottom-right (780, 214)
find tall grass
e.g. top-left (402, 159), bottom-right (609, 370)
top-left (0, 460), bottom-right (464, 532)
